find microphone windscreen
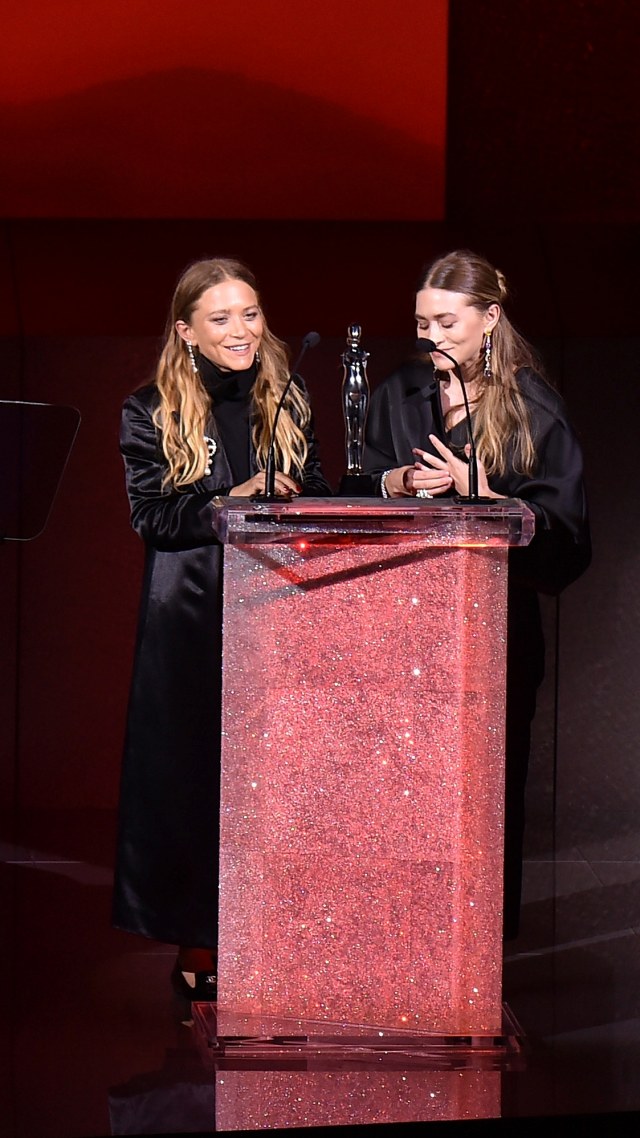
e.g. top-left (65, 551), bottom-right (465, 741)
top-left (304, 331), bottom-right (321, 349)
top-left (415, 337), bottom-right (437, 353)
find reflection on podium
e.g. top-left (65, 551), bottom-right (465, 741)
top-left (214, 1065), bottom-right (502, 1130)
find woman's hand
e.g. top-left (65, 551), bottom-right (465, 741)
top-left (382, 461), bottom-right (454, 498)
top-left (403, 446), bottom-right (455, 497)
top-left (229, 471), bottom-right (301, 497)
top-left (413, 436), bottom-right (497, 499)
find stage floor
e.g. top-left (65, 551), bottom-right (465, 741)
top-left (1, 808), bottom-right (640, 1136)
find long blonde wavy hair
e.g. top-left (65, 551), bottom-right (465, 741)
top-left (419, 249), bottom-right (543, 477)
top-left (153, 258), bottom-right (311, 488)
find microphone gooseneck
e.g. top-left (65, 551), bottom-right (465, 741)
top-left (259, 331), bottom-right (321, 501)
top-left (414, 337), bottom-right (488, 503)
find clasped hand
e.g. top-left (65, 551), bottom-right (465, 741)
top-left (407, 435), bottom-right (492, 498)
top-left (229, 471), bottom-right (302, 497)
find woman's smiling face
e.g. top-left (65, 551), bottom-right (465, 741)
top-left (177, 279), bottom-right (264, 371)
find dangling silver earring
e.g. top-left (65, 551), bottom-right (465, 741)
top-left (255, 348), bottom-right (261, 367)
top-left (483, 330), bottom-right (493, 379)
top-left (186, 340), bottom-right (199, 375)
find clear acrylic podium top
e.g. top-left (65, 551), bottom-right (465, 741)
top-left (211, 496), bottom-right (535, 547)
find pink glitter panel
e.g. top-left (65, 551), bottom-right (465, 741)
top-left (215, 1068), bottom-right (502, 1130)
top-left (214, 501), bottom-right (533, 1041)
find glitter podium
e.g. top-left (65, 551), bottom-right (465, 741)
top-left (196, 497), bottom-right (534, 1060)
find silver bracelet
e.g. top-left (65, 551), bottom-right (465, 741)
top-left (380, 469), bottom-right (392, 498)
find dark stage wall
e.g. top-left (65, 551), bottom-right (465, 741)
top-left (1, 2), bottom-right (639, 886)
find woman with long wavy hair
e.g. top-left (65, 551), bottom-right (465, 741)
top-left (113, 257), bottom-right (331, 1000)
top-left (363, 248), bottom-right (591, 941)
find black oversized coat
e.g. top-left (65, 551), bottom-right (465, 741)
top-left (112, 368), bottom-right (331, 947)
top-left (362, 361), bottom-right (591, 937)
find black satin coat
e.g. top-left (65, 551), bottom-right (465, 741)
top-left (112, 362), bottom-right (331, 947)
top-left (363, 361), bottom-right (591, 937)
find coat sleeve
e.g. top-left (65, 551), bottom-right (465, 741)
top-left (361, 381), bottom-right (401, 494)
top-left (499, 380), bottom-right (592, 595)
top-left (120, 392), bottom-right (223, 551)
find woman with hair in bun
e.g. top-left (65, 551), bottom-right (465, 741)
top-left (113, 257), bottom-right (331, 998)
top-left (363, 248), bottom-right (591, 940)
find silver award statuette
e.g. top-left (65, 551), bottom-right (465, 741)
top-left (338, 323), bottom-right (374, 496)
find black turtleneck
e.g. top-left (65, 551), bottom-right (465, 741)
top-left (198, 354), bottom-right (257, 485)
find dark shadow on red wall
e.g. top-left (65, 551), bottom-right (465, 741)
top-left (0, 68), bottom-right (443, 220)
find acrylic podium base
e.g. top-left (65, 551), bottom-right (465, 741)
top-left (198, 1013), bottom-right (525, 1133)
top-left (192, 1000), bottom-right (525, 1070)
top-left (210, 498), bottom-right (536, 1071)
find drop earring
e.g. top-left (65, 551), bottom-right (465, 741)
top-left (187, 341), bottom-right (199, 375)
top-left (483, 330), bottom-right (493, 380)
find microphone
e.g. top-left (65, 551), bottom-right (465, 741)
top-left (258, 330), bottom-right (321, 501)
top-left (414, 337), bottom-right (491, 504)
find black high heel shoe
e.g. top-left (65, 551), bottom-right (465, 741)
top-left (170, 962), bottom-right (217, 1002)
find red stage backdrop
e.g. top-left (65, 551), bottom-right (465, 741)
top-left (0, 0), bottom-right (447, 219)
